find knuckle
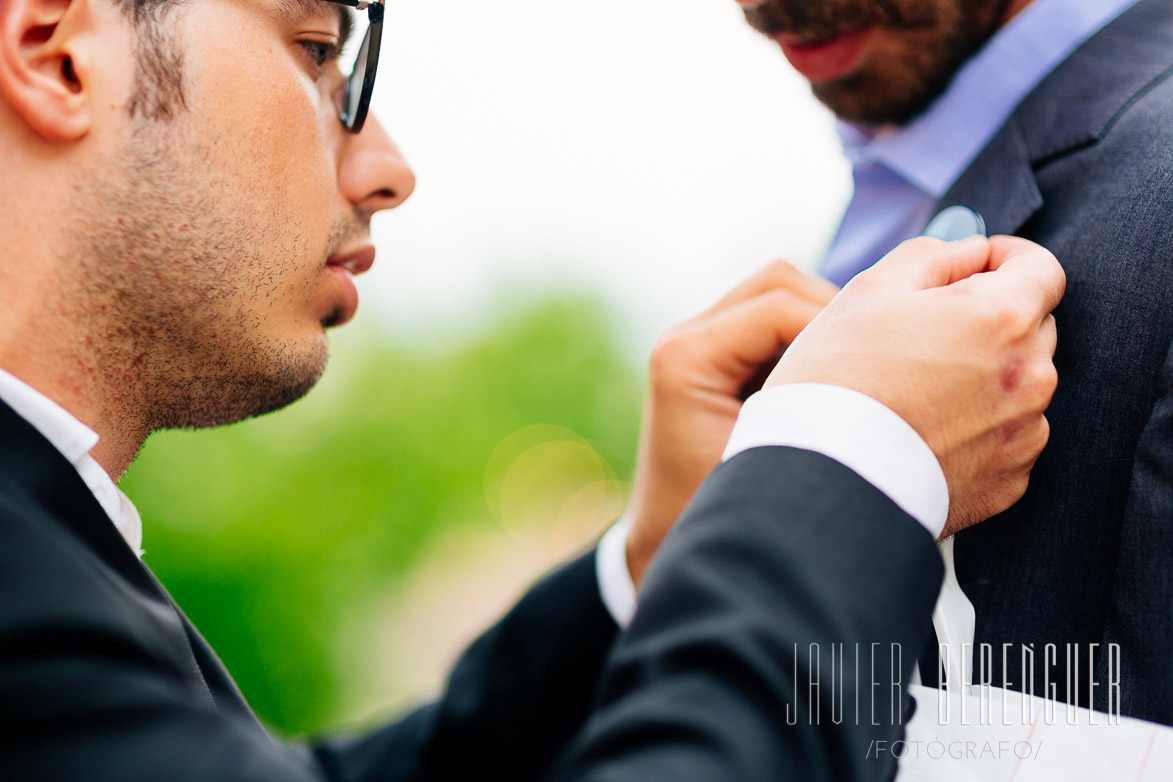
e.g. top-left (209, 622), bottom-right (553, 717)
top-left (1043, 313), bottom-right (1059, 347)
top-left (762, 287), bottom-right (799, 309)
top-left (649, 329), bottom-right (692, 375)
top-left (843, 266), bottom-right (878, 294)
top-left (1031, 243), bottom-right (1062, 269)
top-left (896, 236), bottom-right (950, 268)
top-left (874, 237), bottom-right (928, 270)
top-left (1011, 415), bottom-right (1050, 463)
top-left (1033, 415), bottom-right (1052, 451)
top-left (1018, 420), bottom-right (1048, 460)
top-left (991, 297), bottom-right (1035, 335)
top-left (764, 258), bottom-right (801, 281)
top-left (1040, 361), bottom-right (1059, 396)
top-left (998, 413), bottom-right (1049, 463)
top-left (896, 235), bottom-right (940, 256)
top-left (1052, 258), bottom-right (1069, 297)
top-left (1025, 363), bottom-right (1059, 411)
top-left (999, 297), bottom-right (1032, 325)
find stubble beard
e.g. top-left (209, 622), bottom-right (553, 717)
top-left (744, 0), bottom-right (1011, 126)
top-left (66, 125), bottom-right (333, 435)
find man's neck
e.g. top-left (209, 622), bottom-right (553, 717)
top-left (90, 428), bottom-right (147, 482)
top-left (0, 280), bottom-right (149, 481)
top-left (0, 157), bottom-right (153, 480)
top-left (0, 358), bottom-right (147, 481)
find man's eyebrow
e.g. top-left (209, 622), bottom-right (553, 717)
top-left (274, 0), bottom-right (354, 48)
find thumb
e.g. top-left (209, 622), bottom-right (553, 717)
top-left (869, 234), bottom-right (993, 291)
top-left (967, 239), bottom-right (1067, 317)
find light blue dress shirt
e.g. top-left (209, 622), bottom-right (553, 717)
top-left (820, 0), bottom-right (1141, 285)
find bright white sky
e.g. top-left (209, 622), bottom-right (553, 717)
top-left (362, 0), bottom-right (851, 358)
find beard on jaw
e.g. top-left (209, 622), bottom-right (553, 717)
top-left (744, 0), bottom-right (1011, 126)
top-left (744, 0), bottom-right (943, 42)
top-left (66, 123), bottom-right (363, 434)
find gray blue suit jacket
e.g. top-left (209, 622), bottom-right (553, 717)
top-left (937, 0), bottom-right (1173, 725)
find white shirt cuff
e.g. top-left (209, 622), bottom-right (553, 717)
top-left (722, 383), bottom-right (949, 539)
top-left (596, 513), bottom-right (638, 628)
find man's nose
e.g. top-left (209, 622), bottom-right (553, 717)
top-left (339, 114), bottom-right (416, 213)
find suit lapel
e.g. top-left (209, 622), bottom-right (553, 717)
top-left (937, 116), bottom-right (1041, 237)
top-left (936, 0), bottom-right (1173, 236)
top-left (0, 399), bottom-right (155, 592)
top-left (0, 399), bottom-right (263, 726)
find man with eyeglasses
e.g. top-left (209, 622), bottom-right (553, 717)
top-left (0, 0), bottom-right (1064, 779)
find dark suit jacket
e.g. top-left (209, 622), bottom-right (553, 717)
top-left (928, 0), bottom-right (1173, 725)
top-left (0, 392), bottom-right (944, 781)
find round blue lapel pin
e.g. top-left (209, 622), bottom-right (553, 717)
top-left (923, 205), bottom-right (987, 241)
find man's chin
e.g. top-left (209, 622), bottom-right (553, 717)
top-left (156, 342), bottom-right (329, 430)
top-left (810, 53), bottom-right (963, 127)
top-left (813, 76), bottom-right (935, 127)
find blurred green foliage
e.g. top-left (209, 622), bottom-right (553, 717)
top-left (119, 293), bottom-right (644, 736)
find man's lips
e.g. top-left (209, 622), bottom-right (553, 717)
top-left (778, 28), bottom-right (877, 82)
top-left (324, 245), bottom-right (376, 327)
top-left (326, 245), bottom-right (376, 276)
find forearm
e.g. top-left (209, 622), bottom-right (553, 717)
top-left (548, 447), bottom-right (945, 782)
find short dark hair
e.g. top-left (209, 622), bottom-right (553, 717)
top-left (111, 0), bottom-right (189, 121)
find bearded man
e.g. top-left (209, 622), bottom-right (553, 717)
top-left (737, 0), bottom-right (1173, 724)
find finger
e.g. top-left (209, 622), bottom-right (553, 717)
top-left (985, 235), bottom-right (1055, 272)
top-left (1003, 414), bottom-right (1051, 474)
top-left (1022, 356), bottom-right (1059, 417)
top-left (1033, 414), bottom-right (1052, 461)
top-left (1041, 313), bottom-right (1058, 357)
top-left (689, 289), bottom-right (825, 390)
top-left (864, 234), bottom-right (993, 290)
top-left (974, 239), bottom-right (1067, 316)
top-left (1031, 321), bottom-right (1060, 412)
top-left (704, 259), bottom-right (839, 316)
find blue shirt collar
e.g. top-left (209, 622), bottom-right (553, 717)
top-left (838, 0), bottom-right (1141, 198)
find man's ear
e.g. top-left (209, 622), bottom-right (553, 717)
top-left (0, 0), bottom-right (95, 141)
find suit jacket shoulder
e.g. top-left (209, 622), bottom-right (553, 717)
top-left (0, 399), bottom-right (618, 781)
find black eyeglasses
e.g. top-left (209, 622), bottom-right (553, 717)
top-left (323, 0), bottom-right (385, 133)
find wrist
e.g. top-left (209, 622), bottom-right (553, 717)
top-left (621, 500), bottom-right (660, 588)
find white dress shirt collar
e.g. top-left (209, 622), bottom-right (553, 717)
top-left (0, 368), bottom-right (143, 556)
top-left (837, 0), bottom-right (1141, 199)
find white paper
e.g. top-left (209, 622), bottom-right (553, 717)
top-left (892, 685), bottom-right (1173, 781)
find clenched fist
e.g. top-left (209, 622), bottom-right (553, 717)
top-left (767, 235), bottom-right (1064, 536)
